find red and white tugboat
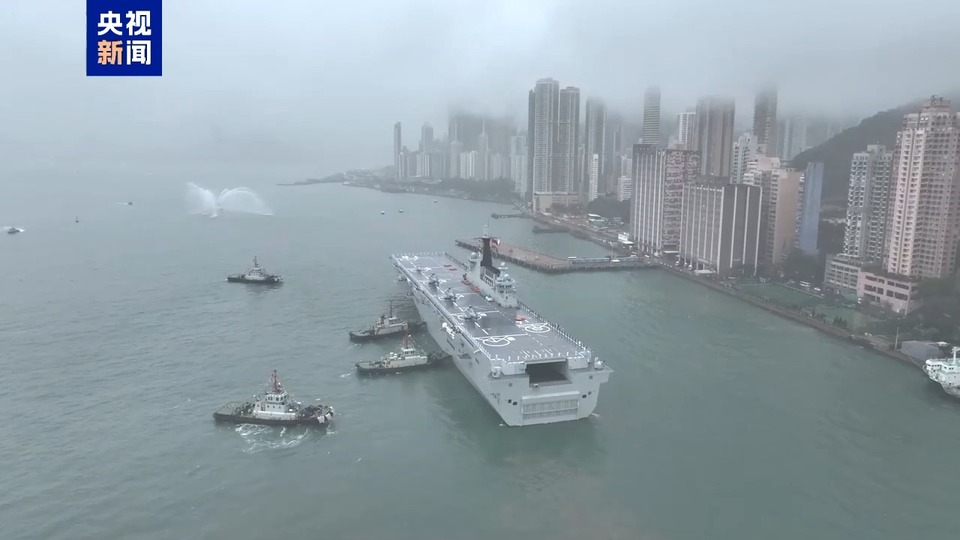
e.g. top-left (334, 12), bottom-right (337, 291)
top-left (213, 370), bottom-right (334, 427)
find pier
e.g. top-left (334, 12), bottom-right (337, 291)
top-left (490, 212), bottom-right (529, 219)
top-left (454, 239), bottom-right (656, 274)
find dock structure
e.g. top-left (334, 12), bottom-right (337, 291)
top-left (490, 212), bottom-right (529, 219)
top-left (454, 239), bottom-right (656, 274)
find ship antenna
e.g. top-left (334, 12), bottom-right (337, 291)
top-left (254, 256), bottom-right (258, 267)
top-left (271, 369), bottom-right (280, 393)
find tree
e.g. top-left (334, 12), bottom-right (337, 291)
top-left (586, 197), bottom-right (631, 223)
top-left (781, 249), bottom-right (824, 284)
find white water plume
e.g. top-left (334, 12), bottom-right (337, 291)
top-left (186, 182), bottom-right (273, 217)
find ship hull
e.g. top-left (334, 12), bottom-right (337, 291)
top-left (408, 282), bottom-right (606, 426)
top-left (355, 354), bottom-right (446, 375)
top-left (226, 276), bottom-right (282, 284)
top-left (212, 412), bottom-right (332, 427)
top-left (348, 321), bottom-right (426, 342)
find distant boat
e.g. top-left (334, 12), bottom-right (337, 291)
top-left (433, 200), bottom-right (438, 203)
top-left (380, 211), bottom-right (385, 215)
top-left (5, 226), bottom-right (24, 235)
top-left (226, 257), bottom-right (282, 284)
top-left (399, 209), bottom-right (404, 213)
top-left (127, 201), bottom-right (133, 206)
top-left (75, 216), bottom-right (79, 223)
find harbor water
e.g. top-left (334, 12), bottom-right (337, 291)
top-left (1, 169), bottom-right (959, 540)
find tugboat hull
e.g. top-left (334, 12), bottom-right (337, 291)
top-left (348, 321), bottom-right (426, 342)
top-left (213, 413), bottom-right (329, 427)
top-left (213, 405), bottom-right (334, 427)
top-left (226, 276), bottom-right (282, 284)
top-left (355, 352), bottom-right (448, 375)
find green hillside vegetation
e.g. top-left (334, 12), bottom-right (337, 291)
top-left (789, 93), bottom-right (960, 205)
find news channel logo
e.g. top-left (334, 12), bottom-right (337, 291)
top-left (86, 0), bottom-right (162, 76)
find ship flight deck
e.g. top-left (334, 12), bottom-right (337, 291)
top-left (393, 252), bottom-right (591, 366)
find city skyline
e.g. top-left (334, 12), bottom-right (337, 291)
top-left (5, 0), bottom-right (960, 179)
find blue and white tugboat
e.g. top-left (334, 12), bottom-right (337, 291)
top-left (213, 370), bottom-right (334, 427)
top-left (226, 257), bottom-right (282, 284)
top-left (355, 335), bottom-right (449, 375)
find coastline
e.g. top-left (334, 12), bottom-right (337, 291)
top-left (341, 181), bottom-right (517, 206)
top-left (660, 263), bottom-right (924, 370)
top-left (528, 213), bottom-right (925, 370)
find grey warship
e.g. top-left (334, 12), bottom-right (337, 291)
top-left (348, 302), bottom-right (426, 342)
top-left (391, 226), bottom-right (612, 426)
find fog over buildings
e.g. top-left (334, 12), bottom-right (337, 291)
top-left (2, 0), bottom-right (960, 178)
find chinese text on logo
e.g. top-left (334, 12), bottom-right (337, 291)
top-left (86, 0), bottom-right (162, 76)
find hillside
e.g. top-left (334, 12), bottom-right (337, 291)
top-left (789, 93), bottom-right (960, 205)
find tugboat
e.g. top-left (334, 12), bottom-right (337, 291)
top-left (355, 335), bottom-right (449, 375)
top-left (349, 301), bottom-right (426, 342)
top-left (226, 257), bottom-right (282, 284)
top-left (212, 370), bottom-right (335, 427)
top-left (5, 226), bottom-right (23, 235)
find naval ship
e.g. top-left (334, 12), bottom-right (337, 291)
top-left (391, 227), bottom-right (612, 426)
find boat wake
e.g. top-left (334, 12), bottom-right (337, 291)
top-left (236, 424), bottom-right (309, 453)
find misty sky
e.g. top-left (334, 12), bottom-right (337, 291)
top-left (2, 0), bottom-right (959, 178)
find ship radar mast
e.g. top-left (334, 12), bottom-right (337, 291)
top-left (269, 369), bottom-right (283, 394)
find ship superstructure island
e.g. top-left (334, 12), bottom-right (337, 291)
top-left (391, 226), bottom-right (612, 426)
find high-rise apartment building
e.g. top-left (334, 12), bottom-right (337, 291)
top-left (420, 123), bottom-right (433, 152)
top-left (641, 86), bottom-right (661, 146)
top-left (617, 175), bottom-right (632, 202)
top-left (695, 96), bottom-right (736, 181)
top-left (532, 78), bottom-right (560, 206)
top-left (753, 87), bottom-right (778, 156)
top-left (765, 168), bottom-right (802, 271)
top-left (631, 144), bottom-right (701, 253)
top-left (448, 139), bottom-right (463, 178)
top-left (679, 183), bottom-right (762, 276)
top-left (844, 145), bottom-right (894, 263)
top-left (676, 111), bottom-right (697, 150)
top-left (584, 98), bottom-right (606, 200)
top-left (460, 150), bottom-right (478, 180)
top-left (778, 116), bottom-right (808, 160)
top-left (795, 161), bottom-right (824, 256)
top-left (557, 87), bottom-right (581, 194)
top-left (478, 126), bottom-right (489, 181)
top-left (393, 122), bottom-right (402, 180)
top-left (743, 157), bottom-right (800, 272)
top-left (885, 97), bottom-right (960, 279)
top-left (586, 153), bottom-right (600, 202)
top-left (731, 132), bottom-right (758, 184)
top-left (510, 134), bottom-right (528, 195)
top-left (527, 90), bottom-right (535, 201)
